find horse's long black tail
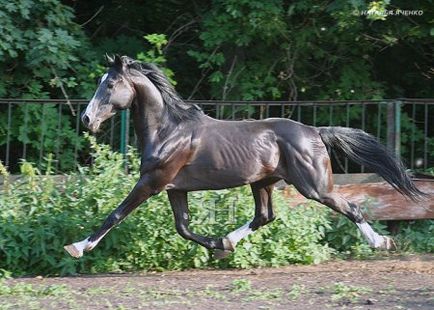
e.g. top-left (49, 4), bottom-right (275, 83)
top-left (318, 126), bottom-right (426, 201)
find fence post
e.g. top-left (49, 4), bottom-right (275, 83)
top-left (120, 109), bottom-right (129, 155)
top-left (386, 100), bottom-right (402, 234)
top-left (387, 100), bottom-right (401, 158)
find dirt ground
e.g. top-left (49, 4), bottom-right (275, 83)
top-left (1, 255), bottom-right (433, 310)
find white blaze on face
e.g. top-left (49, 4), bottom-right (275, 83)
top-left (100, 73), bottom-right (108, 84)
top-left (85, 73), bottom-right (109, 117)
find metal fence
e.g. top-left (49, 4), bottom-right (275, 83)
top-left (0, 98), bottom-right (433, 173)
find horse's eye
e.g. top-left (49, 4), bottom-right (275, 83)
top-left (107, 82), bottom-right (114, 89)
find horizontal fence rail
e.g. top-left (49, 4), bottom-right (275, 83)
top-left (0, 98), bottom-right (433, 174)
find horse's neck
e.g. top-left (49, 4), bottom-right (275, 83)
top-left (131, 76), bottom-right (169, 151)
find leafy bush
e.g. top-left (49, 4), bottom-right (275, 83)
top-left (0, 136), bottom-right (432, 276)
top-left (0, 103), bottom-right (84, 172)
top-left (395, 220), bottom-right (434, 253)
top-left (0, 136), bottom-right (333, 276)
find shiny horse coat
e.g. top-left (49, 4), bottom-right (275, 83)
top-left (64, 55), bottom-right (425, 259)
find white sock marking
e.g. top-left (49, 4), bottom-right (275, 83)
top-left (72, 234), bottom-right (105, 255)
top-left (357, 222), bottom-right (385, 248)
top-left (72, 238), bottom-right (90, 254)
top-left (227, 221), bottom-right (254, 246)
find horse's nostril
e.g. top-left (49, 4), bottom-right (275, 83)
top-left (82, 114), bottom-right (90, 127)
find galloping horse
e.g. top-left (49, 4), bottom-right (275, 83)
top-left (65, 55), bottom-right (425, 259)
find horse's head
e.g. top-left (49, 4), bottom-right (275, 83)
top-left (82, 55), bottom-right (136, 133)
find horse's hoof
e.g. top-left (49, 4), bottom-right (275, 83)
top-left (383, 236), bottom-right (397, 251)
top-left (64, 244), bottom-right (83, 258)
top-left (221, 237), bottom-right (235, 252)
top-left (213, 249), bottom-right (232, 260)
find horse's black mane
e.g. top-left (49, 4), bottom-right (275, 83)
top-left (120, 56), bottom-right (203, 123)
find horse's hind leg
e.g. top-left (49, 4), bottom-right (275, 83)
top-left (310, 190), bottom-right (395, 249)
top-left (167, 190), bottom-right (232, 251)
top-left (214, 180), bottom-right (276, 259)
top-left (287, 151), bottom-right (395, 250)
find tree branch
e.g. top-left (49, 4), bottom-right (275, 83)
top-left (222, 55), bottom-right (237, 100)
top-left (51, 67), bottom-right (76, 116)
top-left (80, 6), bottom-right (104, 27)
top-left (188, 46), bottom-right (220, 99)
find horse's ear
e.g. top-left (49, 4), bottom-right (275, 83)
top-left (114, 54), bottom-right (123, 70)
top-left (105, 53), bottom-right (114, 66)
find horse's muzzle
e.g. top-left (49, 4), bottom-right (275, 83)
top-left (81, 112), bottom-right (91, 128)
top-left (81, 112), bottom-right (100, 133)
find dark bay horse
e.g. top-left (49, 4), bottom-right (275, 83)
top-left (64, 55), bottom-right (425, 259)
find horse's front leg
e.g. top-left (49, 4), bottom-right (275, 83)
top-left (167, 190), bottom-right (233, 251)
top-left (64, 175), bottom-right (159, 258)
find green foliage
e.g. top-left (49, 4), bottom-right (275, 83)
top-left (424, 167), bottom-right (434, 176)
top-left (331, 282), bottom-right (371, 303)
top-left (0, 0), bottom-right (97, 172)
top-left (230, 278), bottom-right (284, 301)
top-left (0, 0), bottom-right (97, 99)
top-left (287, 284), bottom-right (305, 300)
top-left (0, 139), bottom-right (433, 276)
top-left (187, 0), bottom-right (433, 100)
top-left (136, 34), bottom-right (176, 85)
top-left (1, 0), bottom-right (433, 101)
top-left (0, 269), bottom-right (11, 280)
top-left (0, 281), bottom-right (68, 297)
top-left (231, 279), bottom-right (252, 292)
top-left (0, 104), bottom-right (83, 171)
top-left (366, 1), bottom-right (390, 21)
top-left (399, 111), bottom-right (434, 167)
top-left (0, 137), bottom-right (333, 276)
top-left (395, 220), bottom-right (434, 253)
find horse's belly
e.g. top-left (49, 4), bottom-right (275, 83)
top-left (168, 140), bottom-right (281, 191)
top-left (169, 166), bottom-right (255, 191)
